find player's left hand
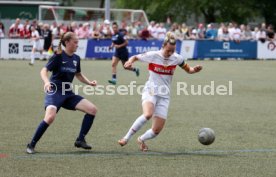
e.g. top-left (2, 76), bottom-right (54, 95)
top-left (89, 80), bottom-right (97, 86)
top-left (194, 65), bottom-right (203, 72)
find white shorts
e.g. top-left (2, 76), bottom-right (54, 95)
top-left (141, 91), bottom-right (170, 119)
top-left (33, 40), bottom-right (42, 50)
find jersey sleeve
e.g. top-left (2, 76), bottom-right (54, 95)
top-left (136, 51), bottom-right (155, 63)
top-left (45, 54), bottom-right (60, 71)
top-left (177, 55), bottom-right (186, 68)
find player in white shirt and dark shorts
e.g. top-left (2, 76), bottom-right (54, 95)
top-left (29, 26), bottom-right (43, 65)
top-left (118, 32), bottom-right (202, 151)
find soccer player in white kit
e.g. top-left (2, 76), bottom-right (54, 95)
top-left (118, 32), bottom-right (202, 151)
top-left (29, 26), bottom-right (43, 65)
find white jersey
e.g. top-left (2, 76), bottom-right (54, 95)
top-left (31, 30), bottom-right (42, 49)
top-left (31, 30), bottom-right (40, 41)
top-left (136, 50), bottom-right (185, 98)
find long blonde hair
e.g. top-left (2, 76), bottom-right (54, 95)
top-left (162, 32), bottom-right (176, 48)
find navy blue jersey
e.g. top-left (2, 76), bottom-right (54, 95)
top-left (111, 32), bottom-right (127, 51)
top-left (45, 51), bottom-right (81, 87)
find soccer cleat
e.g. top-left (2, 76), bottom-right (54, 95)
top-left (135, 68), bottom-right (140, 77)
top-left (108, 79), bottom-right (117, 85)
top-left (137, 137), bottom-right (148, 152)
top-left (118, 138), bottom-right (128, 146)
top-left (74, 139), bottom-right (92, 150)
top-left (26, 144), bottom-right (35, 154)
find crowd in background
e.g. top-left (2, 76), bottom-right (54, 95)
top-left (0, 18), bottom-right (275, 42)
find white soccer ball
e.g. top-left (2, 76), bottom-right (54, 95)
top-left (198, 128), bottom-right (215, 145)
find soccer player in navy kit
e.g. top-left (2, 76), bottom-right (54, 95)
top-left (108, 22), bottom-right (139, 85)
top-left (26, 32), bottom-right (98, 154)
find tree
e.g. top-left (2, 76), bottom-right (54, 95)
top-left (115, 0), bottom-right (271, 27)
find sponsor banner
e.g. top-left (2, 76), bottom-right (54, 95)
top-left (180, 40), bottom-right (196, 59)
top-left (195, 40), bottom-right (257, 59)
top-left (85, 39), bottom-right (182, 59)
top-left (257, 41), bottom-right (276, 59)
top-left (0, 39), bottom-right (87, 59)
top-left (0, 39), bottom-right (40, 59)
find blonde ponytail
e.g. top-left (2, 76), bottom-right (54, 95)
top-left (162, 32), bottom-right (176, 47)
top-left (56, 32), bottom-right (65, 54)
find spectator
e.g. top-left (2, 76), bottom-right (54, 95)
top-left (266, 24), bottom-right (275, 41)
top-left (227, 22), bottom-right (235, 38)
top-left (218, 27), bottom-right (230, 41)
top-left (240, 24), bottom-right (246, 40)
top-left (197, 23), bottom-right (205, 39)
top-left (37, 22), bottom-right (44, 36)
top-left (256, 26), bottom-right (267, 43)
top-left (205, 23), bottom-right (217, 40)
top-left (217, 23), bottom-right (225, 38)
top-left (21, 20), bottom-right (31, 38)
top-left (91, 24), bottom-right (101, 39)
top-left (99, 19), bottom-right (112, 38)
top-left (156, 23), bottom-right (167, 40)
top-left (147, 21), bottom-right (156, 38)
top-left (139, 26), bottom-right (150, 40)
top-left (231, 22), bottom-right (241, 43)
top-left (68, 22), bottom-right (78, 34)
top-left (170, 23), bottom-right (183, 40)
top-left (127, 22), bottom-right (139, 39)
top-left (77, 23), bottom-right (89, 39)
top-left (51, 21), bottom-right (59, 38)
top-left (185, 27), bottom-right (197, 40)
top-left (8, 18), bottom-right (22, 38)
top-left (244, 25), bottom-right (253, 40)
top-left (0, 22), bottom-right (5, 38)
top-left (252, 26), bottom-right (259, 40)
top-left (181, 23), bottom-right (188, 35)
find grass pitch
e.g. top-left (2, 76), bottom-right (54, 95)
top-left (0, 60), bottom-right (276, 177)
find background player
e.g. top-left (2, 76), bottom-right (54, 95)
top-left (29, 26), bottom-right (43, 65)
top-left (108, 22), bottom-right (139, 85)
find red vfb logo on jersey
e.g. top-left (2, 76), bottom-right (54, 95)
top-left (148, 63), bottom-right (176, 75)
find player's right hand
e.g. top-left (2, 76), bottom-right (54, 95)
top-left (124, 61), bottom-right (132, 69)
top-left (44, 82), bottom-right (52, 92)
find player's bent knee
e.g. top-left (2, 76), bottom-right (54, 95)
top-left (152, 128), bottom-right (161, 135)
top-left (44, 113), bottom-right (56, 124)
top-left (143, 113), bottom-right (153, 120)
top-left (111, 63), bottom-right (117, 67)
top-left (86, 106), bottom-right (97, 115)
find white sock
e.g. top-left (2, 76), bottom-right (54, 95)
top-left (140, 129), bottom-right (157, 142)
top-left (30, 53), bottom-right (35, 64)
top-left (123, 115), bottom-right (147, 141)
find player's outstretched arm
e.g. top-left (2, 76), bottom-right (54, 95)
top-left (124, 56), bottom-right (139, 69)
top-left (182, 63), bottom-right (203, 74)
top-left (75, 73), bottom-right (97, 86)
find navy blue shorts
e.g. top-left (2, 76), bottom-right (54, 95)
top-left (114, 50), bottom-right (128, 61)
top-left (44, 90), bottom-right (83, 112)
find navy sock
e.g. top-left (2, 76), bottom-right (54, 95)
top-left (77, 114), bottom-right (95, 141)
top-left (132, 68), bottom-right (137, 72)
top-left (112, 74), bottom-right (116, 80)
top-left (30, 120), bottom-right (49, 147)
